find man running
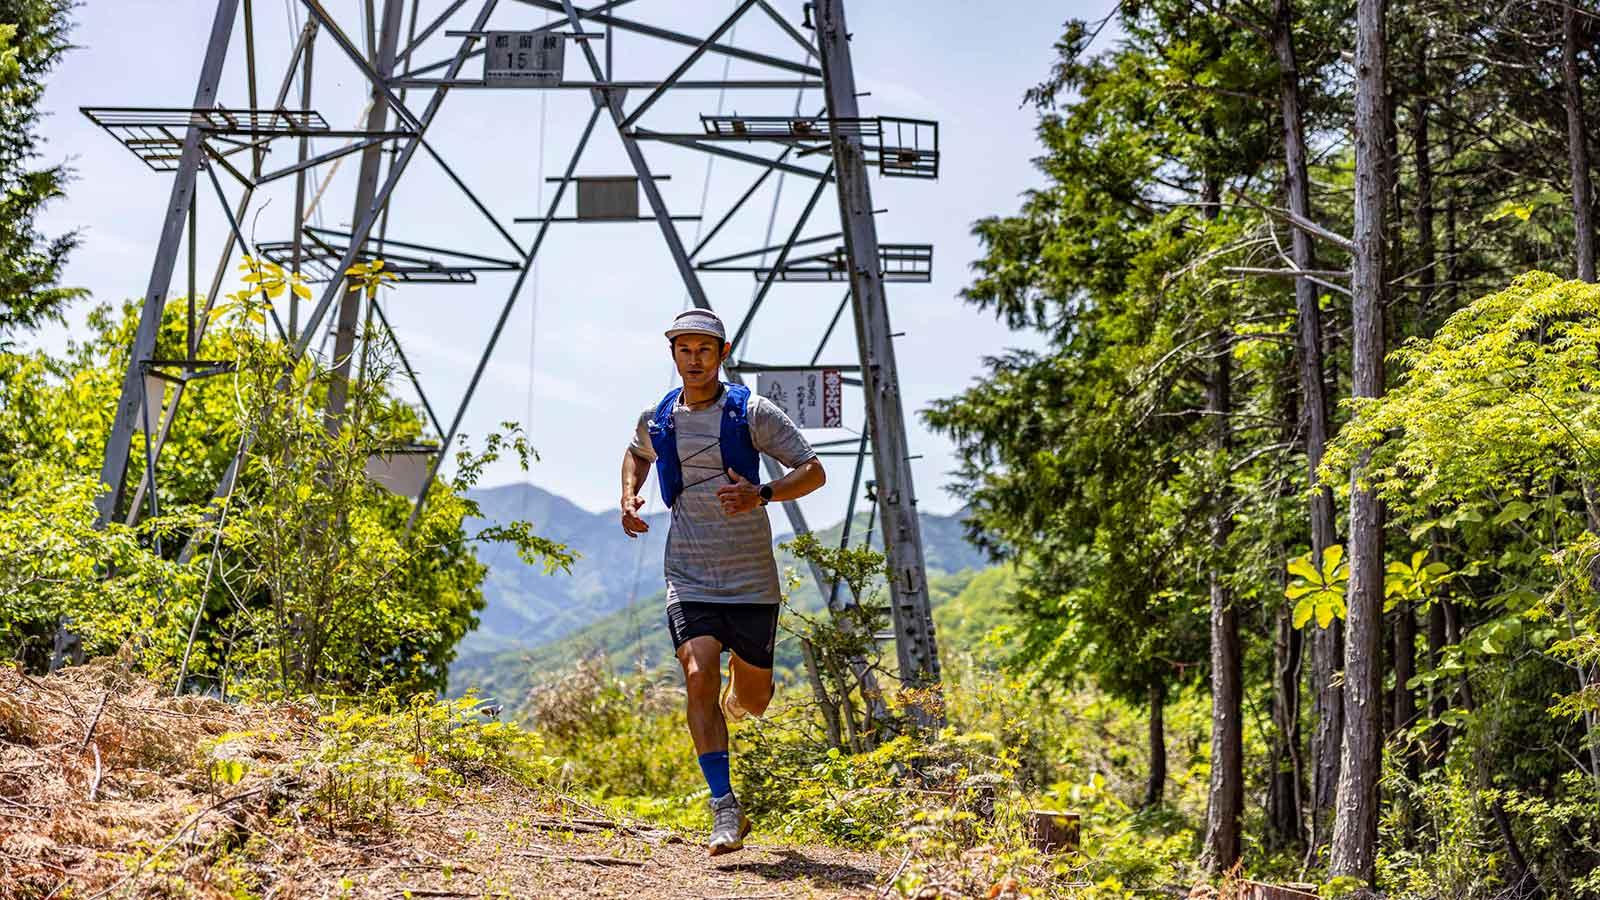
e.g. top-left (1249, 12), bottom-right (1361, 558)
top-left (619, 309), bottom-right (826, 856)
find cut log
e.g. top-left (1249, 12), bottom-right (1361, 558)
top-left (1025, 810), bottom-right (1079, 853)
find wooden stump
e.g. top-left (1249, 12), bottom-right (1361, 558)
top-left (1241, 881), bottom-right (1319, 900)
top-left (1025, 810), bottom-right (1080, 853)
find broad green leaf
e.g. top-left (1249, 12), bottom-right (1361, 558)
top-left (1493, 500), bottom-right (1534, 525)
top-left (1293, 597), bottom-right (1314, 629)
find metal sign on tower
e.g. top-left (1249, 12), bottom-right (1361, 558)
top-left (74, 0), bottom-right (943, 702)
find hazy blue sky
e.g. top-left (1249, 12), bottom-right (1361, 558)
top-left (25, 0), bottom-right (1117, 530)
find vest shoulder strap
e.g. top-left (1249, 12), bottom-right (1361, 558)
top-left (650, 387), bottom-right (683, 433)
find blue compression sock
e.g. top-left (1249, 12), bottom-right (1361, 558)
top-left (698, 751), bottom-right (732, 798)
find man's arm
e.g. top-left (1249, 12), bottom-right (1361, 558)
top-left (767, 457), bottom-right (825, 502)
top-left (621, 450), bottom-right (652, 537)
top-left (717, 457), bottom-right (825, 516)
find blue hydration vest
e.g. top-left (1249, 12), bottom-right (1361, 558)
top-left (647, 383), bottom-right (762, 508)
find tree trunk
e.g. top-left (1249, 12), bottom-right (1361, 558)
top-left (1453, 644), bottom-right (1535, 891)
top-left (1269, 606), bottom-right (1305, 849)
top-left (1444, 120), bottom-right (1460, 309)
top-left (1146, 676), bottom-right (1168, 808)
top-left (1412, 42), bottom-right (1437, 312)
top-left (1393, 606), bottom-right (1417, 744)
top-left (1394, 37), bottom-right (1432, 787)
top-left (1272, 0), bottom-right (1340, 854)
top-left (800, 637), bottom-right (844, 749)
top-left (1564, 0), bottom-right (1595, 282)
top-left (1331, 0), bottom-right (1389, 884)
top-left (1425, 597), bottom-right (1449, 769)
top-left (1201, 342), bottom-right (1243, 874)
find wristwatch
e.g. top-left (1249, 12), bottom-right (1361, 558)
top-left (759, 484), bottom-right (773, 506)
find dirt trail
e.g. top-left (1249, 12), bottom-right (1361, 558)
top-left (297, 789), bottom-right (893, 899)
top-left (0, 662), bottom-right (896, 899)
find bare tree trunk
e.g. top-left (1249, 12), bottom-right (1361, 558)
top-left (825, 655), bottom-right (863, 752)
top-left (1398, 36), bottom-right (1434, 786)
top-left (800, 638), bottom-right (843, 750)
top-left (1331, 0), bottom-right (1389, 884)
top-left (1412, 42), bottom-right (1437, 313)
top-left (1273, 0), bottom-right (1340, 854)
top-left (1270, 367), bottom-right (1306, 851)
top-left (1577, 8), bottom-right (1600, 805)
top-left (1393, 605), bottom-right (1418, 774)
top-left (1564, 0), bottom-right (1595, 282)
top-left (1146, 676), bottom-right (1168, 808)
top-left (1269, 606), bottom-right (1306, 848)
top-left (1574, 0), bottom-right (1600, 798)
top-left (1201, 342), bottom-right (1243, 874)
top-left (1451, 635), bottom-right (1535, 891)
top-left (1425, 597), bottom-right (1450, 769)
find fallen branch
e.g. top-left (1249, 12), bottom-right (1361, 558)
top-left (86, 785), bottom-right (267, 899)
top-left (511, 849), bottom-right (645, 867)
top-left (87, 743), bottom-right (103, 803)
top-left (877, 846), bottom-right (915, 898)
top-left (521, 820), bottom-right (605, 834)
top-left (79, 691), bottom-right (109, 751)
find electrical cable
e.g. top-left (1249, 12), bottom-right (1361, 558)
top-left (623, 21), bottom-right (740, 671)
top-left (524, 8), bottom-right (551, 442)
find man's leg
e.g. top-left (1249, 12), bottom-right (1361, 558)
top-left (678, 634), bottom-right (751, 855)
top-left (727, 653), bottom-right (775, 717)
top-left (677, 635), bottom-right (728, 756)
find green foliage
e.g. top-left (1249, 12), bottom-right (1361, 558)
top-left (1384, 551), bottom-right (1455, 613)
top-left (779, 533), bottom-right (900, 749)
top-left (0, 260), bottom-right (568, 700)
top-left (1378, 765), bottom-right (1600, 899)
top-left (783, 531), bottom-right (888, 603)
top-left (1327, 270), bottom-right (1600, 736)
top-left (522, 658), bottom-right (705, 831)
top-left (528, 638), bottom-right (1218, 892)
top-left (0, 459), bottom-right (189, 666)
top-left (0, 0), bottom-right (82, 343)
top-left (928, 0), bottom-right (1600, 887)
top-left (1287, 544), bottom-right (1350, 629)
top-left (1327, 272), bottom-right (1600, 515)
top-left (932, 565), bottom-right (1021, 666)
top-left (198, 692), bottom-right (557, 830)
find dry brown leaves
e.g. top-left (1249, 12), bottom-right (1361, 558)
top-left (0, 661), bottom-right (906, 899)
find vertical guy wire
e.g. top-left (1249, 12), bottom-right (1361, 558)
top-left (625, 21), bottom-right (741, 671)
top-left (524, 8), bottom-right (552, 440)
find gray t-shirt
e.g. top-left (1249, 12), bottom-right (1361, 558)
top-left (629, 389), bottom-right (817, 606)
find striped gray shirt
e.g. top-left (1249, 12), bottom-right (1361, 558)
top-left (629, 391), bottom-right (817, 606)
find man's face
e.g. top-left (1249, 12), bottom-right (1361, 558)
top-left (673, 334), bottom-right (728, 390)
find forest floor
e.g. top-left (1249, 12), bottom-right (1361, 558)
top-left (0, 660), bottom-right (905, 899)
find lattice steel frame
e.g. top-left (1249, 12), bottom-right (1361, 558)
top-left (71, 0), bottom-right (943, 704)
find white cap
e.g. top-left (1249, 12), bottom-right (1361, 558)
top-left (665, 309), bottom-right (727, 342)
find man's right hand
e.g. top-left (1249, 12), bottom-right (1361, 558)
top-left (621, 494), bottom-right (650, 537)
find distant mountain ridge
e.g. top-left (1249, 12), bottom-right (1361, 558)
top-left (462, 483), bottom-right (670, 655)
top-left (452, 482), bottom-right (988, 691)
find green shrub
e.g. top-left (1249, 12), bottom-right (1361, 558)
top-left (301, 692), bottom-right (557, 826)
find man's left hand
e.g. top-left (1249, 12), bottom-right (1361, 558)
top-left (717, 469), bottom-right (762, 516)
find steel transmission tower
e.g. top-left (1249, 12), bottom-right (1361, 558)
top-left (77, 0), bottom-right (943, 695)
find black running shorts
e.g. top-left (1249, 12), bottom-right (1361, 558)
top-left (665, 601), bottom-right (780, 669)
